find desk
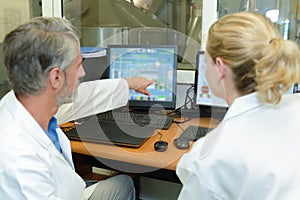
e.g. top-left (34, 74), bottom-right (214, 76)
top-left (68, 117), bottom-right (220, 182)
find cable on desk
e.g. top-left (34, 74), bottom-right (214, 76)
top-left (174, 122), bottom-right (185, 132)
top-left (172, 116), bottom-right (191, 124)
top-left (155, 129), bottom-right (163, 141)
top-left (168, 85), bottom-right (195, 119)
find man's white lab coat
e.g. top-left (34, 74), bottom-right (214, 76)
top-left (0, 79), bottom-right (129, 200)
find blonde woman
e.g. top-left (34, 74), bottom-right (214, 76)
top-left (177, 12), bottom-right (300, 199)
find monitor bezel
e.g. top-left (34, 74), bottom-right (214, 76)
top-left (107, 44), bottom-right (178, 111)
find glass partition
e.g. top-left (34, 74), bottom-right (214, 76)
top-left (62, 0), bottom-right (204, 69)
top-left (218, 0), bottom-right (299, 42)
top-left (3, 1), bottom-right (298, 99)
top-left (218, 0), bottom-right (300, 92)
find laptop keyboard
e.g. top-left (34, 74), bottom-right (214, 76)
top-left (180, 125), bottom-right (213, 141)
top-left (97, 111), bottom-right (174, 129)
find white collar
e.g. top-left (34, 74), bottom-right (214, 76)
top-left (224, 92), bottom-right (263, 121)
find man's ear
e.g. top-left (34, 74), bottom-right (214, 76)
top-left (215, 57), bottom-right (227, 79)
top-left (48, 67), bottom-right (64, 89)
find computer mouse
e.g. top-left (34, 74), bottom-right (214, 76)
top-left (154, 140), bottom-right (168, 152)
top-left (173, 137), bottom-right (190, 150)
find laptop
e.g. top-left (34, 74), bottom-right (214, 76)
top-left (62, 115), bottom-right (155, 148)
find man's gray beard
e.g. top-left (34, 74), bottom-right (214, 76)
top-left (56, 85), bottom-right (78, 107)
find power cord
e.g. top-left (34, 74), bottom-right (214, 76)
top-left (155, 129), bottom-right (163, 141)
top-left (168, 85), bottom-right (194, 117)
top-left (172, 85), bottom-right (202, 120)
top-left (174, 122), bottom-right (185, 132)
top-left (183, 85), bottom-right (195, 110)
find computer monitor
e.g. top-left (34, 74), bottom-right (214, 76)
top-left (81, 56), bottom-right (108, 82)
top-left (194, 51), bottom-right (298, 118)
top-left (107, 45), bottom-right (177, 111)
top-left (80, 47), bottom-right (108, 82)
top-left (194, 51), bottom-right (228, 117)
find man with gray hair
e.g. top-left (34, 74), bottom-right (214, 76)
top-left (0, 17), bottom-right (154, 199)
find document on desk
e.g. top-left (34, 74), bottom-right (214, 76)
top-left (62, 116), bottom-right (155, 148)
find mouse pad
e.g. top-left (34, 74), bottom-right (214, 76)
top-left (62, 116), bottom-right (155, 148)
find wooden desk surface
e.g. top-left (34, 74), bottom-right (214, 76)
top-left (69, 117), bottom-right (220, 172)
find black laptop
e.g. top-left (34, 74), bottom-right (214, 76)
top-left (63, 115), bottom-right (155, 148)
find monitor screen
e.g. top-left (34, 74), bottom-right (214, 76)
top-left (107, 45), bottom-right (177, 111)
top-left (194, 51), bottom-right (228, 108)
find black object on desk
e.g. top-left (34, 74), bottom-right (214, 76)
top-left (173, 125), bottom-right (213, 150)
top-left (173, 137), bottom-right (190, 150)
top-left (180, 125), bottom-right (213, 141)
top-left (63, 116), bottom-right (155, 148)
top-left (154, 140), bottom-right (168, 152)
top-left (173, 126), bottom-right (212, 149)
